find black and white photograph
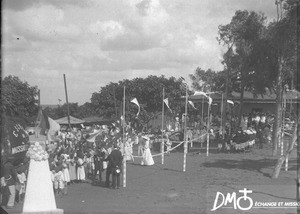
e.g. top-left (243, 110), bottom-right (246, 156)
top-left (1, 0), bottom-right (299, 213)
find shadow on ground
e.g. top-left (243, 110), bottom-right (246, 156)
top-left (202, 158), bottom-right (298, 178)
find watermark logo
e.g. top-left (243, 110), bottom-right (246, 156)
top-left (211, 187), bottom-right (300, 212)
top-left (211, 188), bottom-right (253, 211)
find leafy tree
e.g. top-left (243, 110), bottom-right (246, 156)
top-left (1, 75), bottom-right (39, 124)
top-left (267, 0), bottom-right (298, 155)
top-left (218, 10), bottom-right (267, 128)
top-left (91, 75), bottom-right (186, 126)
top-left (189, 68), bottom-right (226, 93)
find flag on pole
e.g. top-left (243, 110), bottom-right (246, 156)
top-left (36, 109), bottom-right (60, 138)
top-left (131, 98), bottom-right (140, 117)
top-left (163, 98), bottom-right (172, 113)
top-left (194, 91), bottom-right (208, 97)
top-left (227, 100), bottom-right (234, 105)
top-left (188, 100), bottom-right (196, 109)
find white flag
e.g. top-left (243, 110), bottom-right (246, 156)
top-left (227, 100), bottom-right (234, 105)
top-left (194, 91), bottom-right (208, 97)
top-left (163, 98), bottom-right (172, 113)
top-left (188, 101), bottom-right (196, 109)
top-left (208, 96), bottom-right (213, 106)
top-left (131, 98), bottom-right (140, 117)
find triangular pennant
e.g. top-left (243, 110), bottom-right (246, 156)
top-left (208, 96), bottom-right (213, 106)
top-left (194, 91), bottom-right (208, 97)
top-left (188, 100), bottom-right (196, 109)
top-left (131, 98), bottom-right (140, 117)
top-left (227, 100), bottom-right (234, 105)
top-left (163, 98), bottom-right (172, 113)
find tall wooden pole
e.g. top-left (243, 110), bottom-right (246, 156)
top-left (161, 87), bottom-right (165, 165)
top-left (206, 99), bottom-right (211, 157)
top-left (201, 96), bottom-right (204, 126)
top-left (183, 85), bottom-right (188, 172)
top-left (220, 93), bottom-right (224, 138)
top-left (38, 89), bottom-right (41, 107)
top-left (122, 86), bottom-right (126, 188)
top-left (63, 74), bottom-right (71, 130)
top-left (113, 87), bottom-right (118, 119)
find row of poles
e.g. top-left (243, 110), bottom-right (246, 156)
top-left (120, 84), bottom-right (223, 186)
top-left (62, 75), bottom-right (224, 187)
top-left (61, 75), bottom-right (297, 189)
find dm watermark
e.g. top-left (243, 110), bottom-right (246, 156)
top-left (211, 188), bottom-right (300, 212)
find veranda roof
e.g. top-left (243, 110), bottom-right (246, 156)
top-left (55, 116), bottom-right (85, 125)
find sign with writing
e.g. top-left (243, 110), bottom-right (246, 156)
top-left (3, 118), bottom-right (29, 165)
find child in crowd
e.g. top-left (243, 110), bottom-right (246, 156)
top-left (16, 169), bottom-right (26, 203)
top-left (51, 167), bottom-right (65, 196)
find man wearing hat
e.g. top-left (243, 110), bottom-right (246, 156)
top-left (105, 144), bottom-right (123, 189)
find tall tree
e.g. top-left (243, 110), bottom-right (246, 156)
top-left (218, 10), bottom-right (267, 129)
top-left (269, 0), bottom-right (298, 156)
top-left (1, 75), bottom-right (39, 124)
top-left (90, 75), bottom-right (186, 126)
top-left (189, 68), bottom-right (226, 93)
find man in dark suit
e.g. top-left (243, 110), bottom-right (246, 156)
top-left (105, 145), bottom-right (123, 189)
top-left (93, 150), bottom-right (102, 183)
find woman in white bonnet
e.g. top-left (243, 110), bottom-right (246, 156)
top-left (141, 136), bottom-right (154, 166)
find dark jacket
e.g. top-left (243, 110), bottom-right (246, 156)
top-left (106, 149), bottom-right (123, 170)
top-left (3, 161), bottom-right (18, 186)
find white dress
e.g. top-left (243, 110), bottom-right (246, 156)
top-left (141, 140), bottom-right (154, 166)
top-left (62, 168), bottom-right (70, 183)
top-left (77, 158), bottom-right (85, 180)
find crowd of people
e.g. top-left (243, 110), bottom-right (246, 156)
top-left (46, 122), bottom-right (156, 193)
top-left (1, 110), bottom-right (295, 209)
top-left (0, 120), bottom-right (156, 209)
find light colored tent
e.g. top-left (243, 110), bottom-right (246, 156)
top-left (55, 116), bottom-right (85, 125)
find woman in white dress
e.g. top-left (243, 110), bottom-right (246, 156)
top-left (124, 137), bottom-right (134, 161)
top-left (141, 136), bottom-right (154, 166)
top-left (68, 154), bottom-right (77, 184)
top-left (77, 157), bottom-right (85, 182)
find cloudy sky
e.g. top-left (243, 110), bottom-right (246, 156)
top-left (2, 0), bottom-right (277, 105)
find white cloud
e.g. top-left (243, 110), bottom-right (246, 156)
top-left (7, 5), bottom-right (81, 42)
top-left (89, 20), bottom-right (125, 40)
top-left (2, 0), bottom-right (277, 104)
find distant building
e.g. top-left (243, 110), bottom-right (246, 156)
top-left (188, 90), bottom-right (300, 115)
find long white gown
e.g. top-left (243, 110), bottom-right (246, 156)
top-left (141, 140), bottom-right (154, 166)
top-left (77, 158), bottom-right (85, 180)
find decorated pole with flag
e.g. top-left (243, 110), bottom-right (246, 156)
top-left (122, 86), bottom-right (126, 188)
top-left (183, 85), bottom-right (188, 172)
top-left (36, 108), bottom-right (61, 142)
top-left (161, 87), bottom-right (165, 165)
top-left (130, 98), bottom-right (140, 117)
top-left (163, 98), bottom-right (172, 113)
